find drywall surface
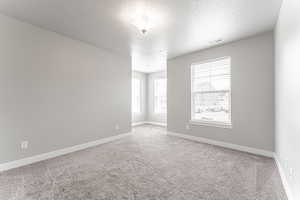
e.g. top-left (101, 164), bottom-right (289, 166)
top-left (0, 14), bottom-right (131, 164)
top-left (132, 71), bottom-right (147, 123)
top-left (167, 32), bottom-right (274, 151)
top-left (147, 71), bottom-right (167, 124)
top-left (275, 0), bottom-right (300, 198)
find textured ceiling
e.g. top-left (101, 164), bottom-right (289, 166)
top-left (0, 0), bottom-right (282, 73)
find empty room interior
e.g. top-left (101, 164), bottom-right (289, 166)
top-left (0, 0), bottom-right (299, 199)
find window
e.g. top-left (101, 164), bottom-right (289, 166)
top-left (132, 78), bottom-right (141, 113)
top-left (191, 57), bottom-right (231, 127)
top-left (154, 78), bottom-right (167, 114)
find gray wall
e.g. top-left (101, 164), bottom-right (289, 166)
top-left (167, 31), bottom-right (274, 151)
top-left (275, 0), bottom-right (300, 198)
top-left (0, 14), bottom-right (131, 164)
top-left (132, 71), bottom-right (147, 123)
top-left (147, 71), bottom-right (167, 124)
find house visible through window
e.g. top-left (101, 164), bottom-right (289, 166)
top-left (132, 78), bottom-right (141, 113)
top-left (154, 78), bottom-right (167, 114)
top-left (191, 57), bottom-right (231, 126)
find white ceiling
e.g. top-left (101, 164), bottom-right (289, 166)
top-left (0, 0), bottom-right (282, 73)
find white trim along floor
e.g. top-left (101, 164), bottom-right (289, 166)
top-left (0, 125), bottom-right (289, 199)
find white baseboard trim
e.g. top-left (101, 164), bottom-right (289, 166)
top-left (145, 121), bottom-right (167, 127)
top-left (274, 154), bottom-right (294, 200)
top-left (132, 121), bottom-right (167, 127)
top-left (132, 121), bottom-right (147, 126)
top-left (0, 132), bottom-right (131, 172)
top-left (167, 131), bottom-right (274, 157)
top-left (0, 129), bottom-right (292, 200)
top-left (168, 131), bottom-right (292, 199)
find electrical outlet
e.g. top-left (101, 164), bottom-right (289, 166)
top-left (21, 141), bottom-right (28, 149)
top-left (289, 167), bottom-right (294, 177)
top-left (186, 124), bottom-right (190, 130)
top-left (115, 124), bottom-right (120, 130)
top-left (284, 159), bottom-right (289, 168)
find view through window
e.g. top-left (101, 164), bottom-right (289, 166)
top-left (191, 57), bottom-right (231, 125)
top-left (132, 78), bottom-right (141, 113)
top-left (154, 78), bottom-right (167, 114)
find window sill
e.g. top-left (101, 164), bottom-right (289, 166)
top-left (189, 120), bottom-right (232, 129)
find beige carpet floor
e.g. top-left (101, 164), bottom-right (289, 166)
top-left (0, 125), bottom-right (287, 200)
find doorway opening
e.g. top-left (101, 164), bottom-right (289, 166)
top-left (131, 70), bottom-right (167, 127)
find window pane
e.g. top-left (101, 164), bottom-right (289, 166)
top-left (193, 77), bottom-right (210, 91)
top-left (193, 91), bottom-right (230, 123)
top-left (132, 78), bottom-right (141, 113)
top-left (192, 59), bottom-right (230, 78)
top-left (191, 57), bottom-right (231, 125)
top-left (193, 75), bottom-right (230, 92)
top-left (210, 74), bottom-right (230, 91)
top-left (154, 78), bottom-right (167, 114)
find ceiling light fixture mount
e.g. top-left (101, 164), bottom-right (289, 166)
top-left (131, 14), bottom-right (152, 35)
top-left (123, 1), bottom-right (164, 36)
top-left (141, 29), bottom-right (147, 34)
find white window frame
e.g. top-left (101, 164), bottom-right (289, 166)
top-left (132, 78), bottom-right (141, 114)
top-left (154, 78), bottom-right (167, 115)
top-left (190, 57), bottom-right (232, 129)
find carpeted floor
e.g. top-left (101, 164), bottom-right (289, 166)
top-left (0, 125), bottom-right (287, 200)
